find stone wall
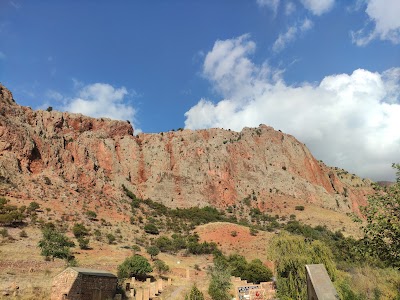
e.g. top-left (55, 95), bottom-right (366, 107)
top-left (51, 268), bottom-right (79, 300)
top-left (51, 268), bottom-right (117, 300)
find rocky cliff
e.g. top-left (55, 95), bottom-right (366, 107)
top-left (0, 84), bottom-right (373, 220)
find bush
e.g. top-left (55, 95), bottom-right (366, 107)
top-left (185, 284), bottom-right (204, 300)
top-left (250, 227), bottom-right (258, 236)
top-left (144, 223), bottom-right (159, 235)
top-left (0, 228), bottom-right (9, 238)
top-left (85, 210), bottom-right (97, 220)
top-left (131, 244), bottom-right (141, 253)
top-left (77, 237), bottom-right (90, 250)
top-left (0, 198), bottom-right (25, 226)
top-left (72, 223), bottom-right (89, 238)
top-left (117, 255), bottom-right (152, 279)
top-left (19, 230), bottom-right (28, 238)
top-left (93, 229), bottom-right (101, 241)
top-left (106, 233), bottom-right (116, 244)
top-left (27, 201), bottom-right (40, 214)
top-left (295, 205), bottom-right (305, 211)
top-left (153, 259), bottom-right (170, 275)
top-left (242, 259), bottom-right (272, 284)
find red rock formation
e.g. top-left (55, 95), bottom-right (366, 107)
top-left (0, 84), bottom-right (373, 217)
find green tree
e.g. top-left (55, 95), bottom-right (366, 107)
top-left (153, 259), bottom-right (169, 275)
top-left (38, 227), bottom-right (75, 261)
top-left (269, 233), bottom-right (337, 300)
top-left (362, 163), bottom-right (400, 268)
top-left (185, 284), bottom-right (204, 300)
top-left (155, 236), bottom-right (173, 252)
top-left (243, 259), bottom-right (273, 284)
top-left (147, 245), bottom-right (160, 260)
top-left (208, 261), bottom-right (231, 300)
top-left (117, 255), bottom-right (152, 279)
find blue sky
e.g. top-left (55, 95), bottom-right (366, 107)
top-left (0, 0), bottom-right (399, 181)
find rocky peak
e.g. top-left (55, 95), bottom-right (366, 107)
top-left (0, 84), bottom-right (16, 106)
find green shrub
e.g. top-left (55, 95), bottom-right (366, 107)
top-left (153, 259), bottom-right (170, 275)
top-left (144, 223), bottom-right (159, 235)
top-left (27, 201), bottom-right (40, 214)
top-left (106, 233), bottom-right (116, 244)
top-left (295, 205), bottom-right (305, 211)
top-left (77, 237), bottom-right (90, 250)
top-left (85, 210), bottom-right (97, 220)
top-left (185, 284), bottom-right (204, 300)
top-left (250, 227), bottom-right (258, 236)
top-left (0, 228), bottom-right (9, 238)
top-left (72, 223), bottom-right (89, 238)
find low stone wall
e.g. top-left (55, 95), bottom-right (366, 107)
top-left (126, 277), bottom-right (172, 300)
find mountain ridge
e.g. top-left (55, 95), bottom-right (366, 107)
top-left (0, 83), bottom-right (374, 224)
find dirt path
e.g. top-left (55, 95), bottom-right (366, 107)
top-left (168, 285), bottom-right (186, 300)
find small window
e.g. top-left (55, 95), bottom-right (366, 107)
top-left (125, 282), bottom-right (131, 291)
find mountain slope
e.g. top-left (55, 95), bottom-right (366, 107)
top-left (0, 84), bottom-right (373, 222)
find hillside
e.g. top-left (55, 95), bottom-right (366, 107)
top-left (0, 84), bottom-right (374, 228)
top-left (1, 83), bottom-right (395, 299)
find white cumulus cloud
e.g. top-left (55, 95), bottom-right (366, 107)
top-left (63, 83), bottom-right (138, 128)
top-left (352, 0), bottom-right (400, 45)
top-left (185, 35), bottom-right (400, 181)
top-left (300, 0), bottom-right (335, 15)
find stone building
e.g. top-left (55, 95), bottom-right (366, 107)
top-left (51, 267), bottom-right (118, 300)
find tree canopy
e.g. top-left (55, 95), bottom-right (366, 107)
top-left (117, 255), bottom-right (152, 279)
top-left (362, 163), bottom-right (400, 268)
top-left (38, 226), bottom-right (75, 261)
top-left (269, 232), bottom-right (337, 300)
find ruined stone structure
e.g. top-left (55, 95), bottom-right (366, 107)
top-left (231, 276), bottom-right (276, 300)
top-left (125, 277), bottom-right (170, 300)
top-left (51, 267), bottom-right (118, 300)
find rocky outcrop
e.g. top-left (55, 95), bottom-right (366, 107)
top-left (0, 84), bottom-right (373, 217)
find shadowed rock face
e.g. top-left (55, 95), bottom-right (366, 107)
top-left (0, 84), bottom-right (372, 216)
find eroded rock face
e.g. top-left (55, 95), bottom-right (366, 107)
top-left (0, 84), bottom-right (373, 217)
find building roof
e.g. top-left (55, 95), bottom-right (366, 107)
top-left (69, 267), bottom-right (117, 278)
